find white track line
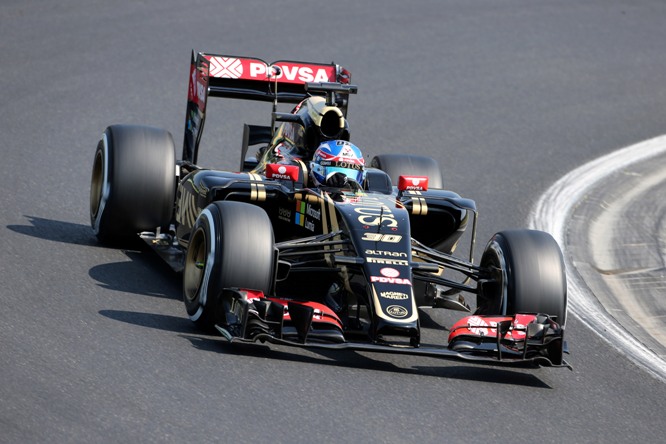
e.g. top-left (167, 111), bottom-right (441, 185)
top-left (528, 136), bottom-right (666, 382)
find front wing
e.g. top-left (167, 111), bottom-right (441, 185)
top-left (213, 290), bottom-right (571, 370)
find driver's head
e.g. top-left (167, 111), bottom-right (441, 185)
top-left (310, 140), bottom-right (365, 188)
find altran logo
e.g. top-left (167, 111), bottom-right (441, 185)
top-left (209, 57), bottom-right (243, 78)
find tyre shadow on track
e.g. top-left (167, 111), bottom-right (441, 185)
top-left (7, 215), bottom-right (99, 246)
top-left (99, 310), bottom-right (194, 333)
top-left (8, 215), bottom-right (183, 298)
top-left (186, 336), bottom-right (552, 388)
top-left (88, 251), bottom-right (181, 299)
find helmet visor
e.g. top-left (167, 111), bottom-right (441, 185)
top-left (324, 166), bottom-right (365, 184)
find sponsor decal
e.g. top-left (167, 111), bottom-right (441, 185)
top-left (196, 81), bottom-right (206, 105)
top-left (209, 57), bottom-right (244, 79)
top-left (365, 250), bottom-right (407, 258)
top-left (467, 316), bottom-right (489, 336)
top-left (340, 145), bottom-right (355, 158)
top-left (278, 207), bottom-right (291, 222)
top-left (349, 196), bottom-right (399, 228)
top-left (367, 257), bottom-right (409, 266)
top-left (188, 63), bottom-right (197, 101)
top-left (204, 56), bottom-right (337, 84)
top-left (295, 200), bottom-right (321, 221)
top-left (370, 276), bottom-right (412, 286)
top-left (266, 163), bottom-right (299, 181)
top-left (318, 160), bottom-right (363, 170)
top-left (380, 267), bottom-right (400, 278)
top-left (176, 189), bottom-right (198, 228)
top-left (294, 200), bottom-right (317, 231)
top-left (188, 57), bottom-right (209, 112)
top-left (371, 284), bottom-right (417, 324)
top-left (398, 175), bottom-right (429, 191)
top-left (386, 305), bottom-right (409, 318)
top-left (354, 207), bottom-right (397, 227)
top-left (251, 63), bottom-right (331, 83)
top-left (361, 233), bottom-right (402, 243)
top-left (380, 291), bottom-right (409, 300)
top-left (306, 204), bottom-right (321, 221)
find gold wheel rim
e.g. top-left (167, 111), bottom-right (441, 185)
top-left (184, 228), bottom-right (206, 303)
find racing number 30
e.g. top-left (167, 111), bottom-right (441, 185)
top-left (361, 233), bottom-right (402, 243)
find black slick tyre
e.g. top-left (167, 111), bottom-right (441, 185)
top-left (370, 154), bottom-right (443, 188)
top-left (183, 201), bottom-right (275, 331)
top-left (90, 125), bottom-right (176, 244)
top-left (477, 229), bottom-right (567, 326)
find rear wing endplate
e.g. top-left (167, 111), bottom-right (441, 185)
top-left (183, 51), bottom-right (351, 164)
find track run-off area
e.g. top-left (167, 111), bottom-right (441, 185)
top-left (530, 136), bottom-right (666, 382)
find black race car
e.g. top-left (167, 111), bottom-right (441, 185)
top-left (90, 51), bottom-right (570, 369)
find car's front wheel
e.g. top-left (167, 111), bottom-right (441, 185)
top-left (477, 229), bottom-right (567, 326)
top-left (183, 201), bottom-right (275, 331)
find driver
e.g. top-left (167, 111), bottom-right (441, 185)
top-left (309, 140), bottom-right (365, 189)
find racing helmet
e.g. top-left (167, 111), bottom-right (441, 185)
top-left (310, 140), bottom-right (365, 187)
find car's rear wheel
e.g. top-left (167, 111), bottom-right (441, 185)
top-left (183, 201), bottom-right (275, 331)
top-left (90, 125), bottom-right (176, 244)
top-left (369, 154), bottom-right (443, 188)
top-left (477, 229), bottom-right (567, 326)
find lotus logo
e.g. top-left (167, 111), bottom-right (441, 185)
top-left (278, 166), bottom-right (287, 174)
top-left (386, 305), bottom-right (408, 318)
top-left (380, 267), bottom-right (400, 278)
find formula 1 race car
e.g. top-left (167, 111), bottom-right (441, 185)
top-left (90, 51), bottom-right (570, 369)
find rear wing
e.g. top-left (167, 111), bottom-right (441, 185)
top-left (183, 51), bottom-right (352, 164)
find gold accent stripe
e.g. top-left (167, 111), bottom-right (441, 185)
top-left (322, 193), bottom-right (339, 268)
top-left (324, 193), bottom-right (339, 232)
top-left (248, 173), bottom-right (257, 200)
top-left (417, 197), bottom-right (428, 215)
top-left (319, 195), bottom-right (329, 235)
top-left (247, 173), bottom-right (266, 202)
top-left (412, 198), bottom-right (421, 215)
top-left (319, 195), bottom-right (331, 266)
top-left (256, 174), bottom-right (266, 201)
top-left (187, 192), bottom-right (197, 227)
top-left (295, 159), bottom-right (309, 187)
top-left (411, 197), bottom-right (428, 216)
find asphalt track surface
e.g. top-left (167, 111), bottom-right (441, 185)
top-left (2, 1), bottom-right (666, 442)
